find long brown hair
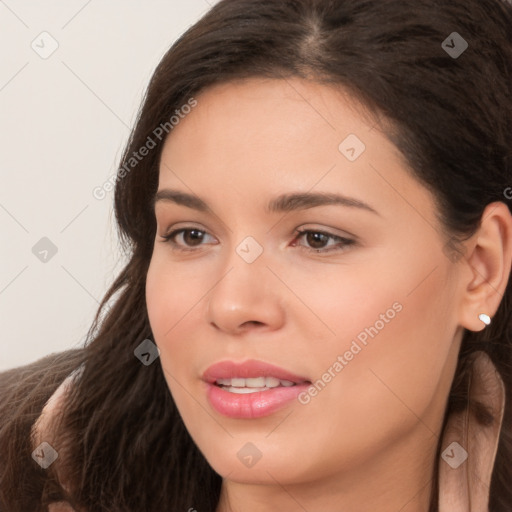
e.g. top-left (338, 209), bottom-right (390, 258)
top-left (1, 0), bottom-right (511, 510)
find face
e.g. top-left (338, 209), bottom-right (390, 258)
top-left (145, 77), bottom-right (464, 487)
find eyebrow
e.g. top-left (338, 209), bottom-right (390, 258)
top-left (153, 189), bottom-right (381, 216)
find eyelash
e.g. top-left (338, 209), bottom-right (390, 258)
top-left (160, 227), bottom-right (355, 255)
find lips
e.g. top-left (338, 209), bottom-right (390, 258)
top-left (203, 359), bottom-right (310, 385)
top-left (202, 360), bottom-right (312, 419)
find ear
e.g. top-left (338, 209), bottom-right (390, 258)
top-left (458, 201), bottom-right (512, 332)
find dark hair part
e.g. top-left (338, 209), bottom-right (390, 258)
top-left (2, 0), bottom-right (511, 510)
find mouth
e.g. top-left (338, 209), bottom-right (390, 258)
top-left (213, 376), bottom-right (308, 394)
top-left (202, 359), bottom-right (312, 418)
top-left (203, 359), bottom-right (311, 388)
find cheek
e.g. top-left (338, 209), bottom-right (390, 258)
top-left (145, 256), bottom-right (231, 453)
top-left (146, 256), bottom-right (171, 340)
top-left (311, 263), bottom-right (456, 446)
top-left (145, 256), bottom-right (188, 373)
top-left (145, 252), bottom-right (202, 338)
top-left (145, 254), bottom-right (211, 397)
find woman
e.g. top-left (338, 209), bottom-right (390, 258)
top-left (1, 0), bottom-right (511, 510)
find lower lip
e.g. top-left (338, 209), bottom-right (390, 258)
top-left (205, 382), bottom-right (310, 419)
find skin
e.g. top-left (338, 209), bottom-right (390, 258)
top-left (145, 77), bottom-right (512, 512)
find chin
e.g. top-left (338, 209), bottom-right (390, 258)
top-left (196, 437), bottom-right (313, 485)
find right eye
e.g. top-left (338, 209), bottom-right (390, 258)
top-left (160, 228), bottom-right (217, 252)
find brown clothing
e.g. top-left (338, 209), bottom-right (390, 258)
top-left (0, 349), bottom-right (85, 511)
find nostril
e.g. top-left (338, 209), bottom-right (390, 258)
top-left (243, 321), bottom-right (264, 327)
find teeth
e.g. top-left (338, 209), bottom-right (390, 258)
top-left (224, 386), bottom-right (270, 394)
top-left (246, 377), bottom-right (266, 387)
top-left (215, 376), bottom-right (297, 388)
top-left (265, 377), bottom-right (280, 388)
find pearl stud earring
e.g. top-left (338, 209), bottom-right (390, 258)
top-left (478, 313), bottom-right (491, 326)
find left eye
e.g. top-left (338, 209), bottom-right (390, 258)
top-left (291, 229), bottom-right (355, 254)
top-left (160, 228), bottom-right (355, 254)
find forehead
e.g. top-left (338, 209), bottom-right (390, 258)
top-left (159, 77), bottom-right (386, 178)
top-left (156, 77), bottom-right (434, 226)
top-left (163, 77), bottom-right (378, 150)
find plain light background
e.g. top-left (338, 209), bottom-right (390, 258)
top-left (0, 1), bottom-right (221, 371)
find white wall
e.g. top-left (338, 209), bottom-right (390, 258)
top-left (0, 0), bottom-right (220, 371)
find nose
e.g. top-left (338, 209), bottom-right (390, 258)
top-left (206, 246), bottom-right (286, 335)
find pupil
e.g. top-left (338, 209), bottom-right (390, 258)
top-left (307, 232), bottom-right (327, 249)
top-left (185, 230), bottom-right (204, 246)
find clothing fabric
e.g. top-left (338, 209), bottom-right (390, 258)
top-left (438, 351), bottom-right (505, 512)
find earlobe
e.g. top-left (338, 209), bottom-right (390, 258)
top-left (457, 202), bottom-right (512, 332)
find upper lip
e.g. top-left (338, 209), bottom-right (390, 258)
top-left (203, 359), bottom-right (311, 384)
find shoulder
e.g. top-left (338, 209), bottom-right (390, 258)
top-left (0, 350), bottom-right (85, 510)
top-left (30, 359), bottom-right (85, 448)
top-left (31, 368), bottom-right (76, 448)
top-left (0, 349), bottom-right (85, 403)
top-left (0, 349), bottom-right (83, 431)
top-left (30, 357), bottom-right (86, 478)
top-left (31, 370), bottom-right (77, 506)
top-left (30, 356), bottom-right (86, 512)
top-left (0, 349), bottom-right (84, 426)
